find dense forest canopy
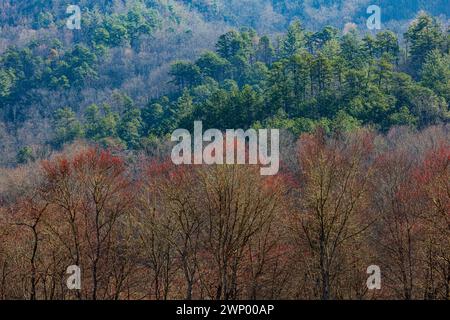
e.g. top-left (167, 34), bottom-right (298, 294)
top-left (0, 0), bottom-right (449, 302)
top-left (180, 0), bottom-right (450, 31)
top-left (0, 0), bottom-right (449, 166)
top-left (2, 1), bottom-right (449, 30)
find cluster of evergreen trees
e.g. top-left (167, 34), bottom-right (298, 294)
top-left (0, 4), bottom-right (160, 121)
top-left (149, 14), bottom-right (449, 136)
top-left (36, 13), bottom-right (450, 157)
top-left (0, 0), bottom-right (449, 164)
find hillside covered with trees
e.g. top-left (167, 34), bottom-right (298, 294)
top-left (0, 0), bottom-right (449, 165)
top-left (0, 0), bottom-right (449, 302)
top-left (0, 126), bottom-right (448, 300)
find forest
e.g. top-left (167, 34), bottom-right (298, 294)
top-left (0, 0), bottom-right (449, 300)
top-left (0, 127), bottom-right (448, 300)
top-left (0, 0), bottom-right (448, 165)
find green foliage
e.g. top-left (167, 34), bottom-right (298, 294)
top-left (216, 30), bottom-right (251, 60)
top-left (0, 5), bottom-right (449, 160)
top-left (388, 106), bottom-right (418, 127)
top-left (52, 107), bottom-right (84, 147)
top-left (118, 107), bottom-right (143, 149)
top-left (332, 110), bottom-right (362, 132)
top-left (421, 50), bottom-right (450, 102)
top-left (196, 51), bottom-right (229, 81)
top-left (0, 69), bottom-right (16, 98)
top-left (0, 4), bottom-right (163, 123)
top-left (16, 146), bottom-right (35, 164)
top-left (404, 84), bottom-right (447, 127)
top-left (49, 44), bottom-right (98, 88)
top-left (84, 104), bottom-right (119, 141)
top-left (281, 20), bottom-right (305, 58)
top-left (160, 15), bottom-right (447, 138)
top-left (170, 61), bottom-right (202, 89)
top-left (405, 13), bottom-right (446, 75)
top-left (256, 36), bottom-right (275, 65)
top-left (142, 103), bottom-right (165, 135)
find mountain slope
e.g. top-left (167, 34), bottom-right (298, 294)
top-left (0, 0), bottom-right (448, 166)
